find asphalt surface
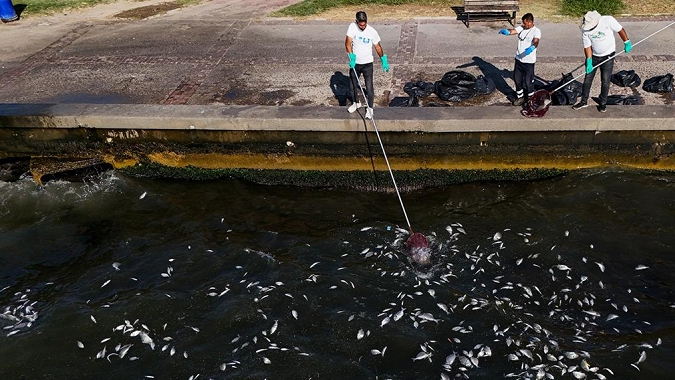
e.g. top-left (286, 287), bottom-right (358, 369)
top-left (1, 0), bottom-right (674, 109)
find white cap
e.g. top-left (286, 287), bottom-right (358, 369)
top-left (581, 10), bottom-right (601, 31)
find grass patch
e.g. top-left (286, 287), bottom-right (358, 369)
top-left (272, 0), bottom-right (460, 18)
top-left (560, 0), bottom-right (624, 17)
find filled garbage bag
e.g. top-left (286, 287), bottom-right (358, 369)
top-left (403, 80), bottom-right (435, 98)
top-left (434, 71), bottom-right (479, 102)
top-left (611, 70), bottom-right (641, 87)
top-left (475, 75), bottom-right (495, 94)
top-left (642, 73), bottom-right (674, 93)
top-left (547, 73), bottom-right (582, 106)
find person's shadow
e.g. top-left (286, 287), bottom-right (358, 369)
top-left (456, 56), bottom-right (515, 101)
top-left (330, 71), bottom-right (352, 106)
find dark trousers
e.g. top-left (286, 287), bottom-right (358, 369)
top-left (581, 53), bottom-right (615, 106)
top-left (514, 59), bottom-right (535, 99)
top-left (349, 63), bottom-right (374, 107)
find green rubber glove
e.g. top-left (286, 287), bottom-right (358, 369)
top-left (381, 55), bottom-right (390, 73)
top-left (585, 57), bottom-right (593, 74)
top-left (624, 39), bottom-right (632, 53)
top-left (348, 53), bottom-right (356, 69)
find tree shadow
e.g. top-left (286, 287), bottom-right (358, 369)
top-left (456, 56), bottom-right (515, 101)
top-left (329, 71), bottom-right (352, 106)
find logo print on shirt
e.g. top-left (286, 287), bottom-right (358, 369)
top-left (358, 36), bottom-right (371, 44)
top-left (591, 31), bottom-right (607, 40)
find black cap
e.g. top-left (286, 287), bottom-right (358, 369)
top-left (356, 11), bottom-right (367, 22)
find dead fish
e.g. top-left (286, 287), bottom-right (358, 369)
top-left (595, 262), bottom-right (605, 272)
top-left (77, 341), bottom-right (85, 349)
top-left (380, 316), bottom-right (391, 328)
top-left (291, 310), bottom-right (298, 320)
top-left (269, 320), bottom-right (278, 335)
top-left (357, 329), bottom-right (365, 340)
top-left (635, 265), bottom-right (649, 271)
top-left (262, 357), bottom-right (271, 364)
top-left (112, 262), bottom-right (121, 271)
top-left (636, 351), bottom-right (647, 365)
top-left (412, 351), bottom-right (431, 361)
top-left (139, 192), bottom-right (147, 199)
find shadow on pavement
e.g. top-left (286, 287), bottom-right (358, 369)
top-left (457, 56), bottom-right (514, 101)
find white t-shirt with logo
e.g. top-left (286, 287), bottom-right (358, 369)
top-left (514, 25), bottom-right (541, 64)
top-left (582, 16), bottom-right (623, 57)
top-left (346, 23), bottom-right (381, 65)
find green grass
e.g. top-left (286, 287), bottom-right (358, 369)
top-left (272, 0), bottom-right (458, 17)
top-left (17, 0), bottom-right (201, 17)
top-left (560, 0), bottom-right (625, 16)
top-left (272, 0), bottom-right (627, 18)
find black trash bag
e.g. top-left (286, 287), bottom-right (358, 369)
top-left (475, 75), bottom-right (495, 94)
top-left (403, 80), bottom-right (435, 98)
top-left (642, 73), bottom-right (674, 93)
top-left (434, 70), bottom-right (478, 102)
top-left (434, 81), bottom-right (477, 102)
top-left (605, 95), bottom-right (641, 105)
top-left (611, 70), bottom-right (641, 87)
top-left (389, 96), bottom-right (419, 107)
top-left (441, 70), bottom-right (477, 86)
top-left (548, 72), bottom-right (581, 106)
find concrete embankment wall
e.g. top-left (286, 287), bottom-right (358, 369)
top-left (1, 103), bottom-right (674, 188)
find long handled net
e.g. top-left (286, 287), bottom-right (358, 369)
top-left (349, 65), bottom-right (429, 253)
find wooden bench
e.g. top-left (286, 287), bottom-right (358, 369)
top-left (463, 0), bottom-right (519, 27)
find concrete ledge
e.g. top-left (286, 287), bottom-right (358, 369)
top-left (0, 103), bottom-right (674, 185)
top-left (2, 103), bottom-right (675, 132)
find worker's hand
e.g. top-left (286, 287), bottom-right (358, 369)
top-left (498, 29), bottom-right (510, 35)
top-left (624, 40), bottom-right (632, 53)
top-left (381, 55), bottom-right (390, 73)
top-left (524, 46), bottom-right (535, 56)
top-left (585, 57), bottom-right (593, 74)
top-left (348, 53), bottom-right (356, 69)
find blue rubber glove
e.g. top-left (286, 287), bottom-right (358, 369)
top-left (498, 29), bottom-right (510, 35)
top-left (624, 40), bottom-right (632, 53)
top-left (381, 55), bottom-right (390, 73)
top-left (348, 53), bottom-right (356, 69)
top-left (585, 57), bottom-right (593, 74)
top-left (524, 46), bottom-right (535, 56)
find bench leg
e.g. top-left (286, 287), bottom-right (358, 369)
top-left (510, 11), bottom-right (516, 27)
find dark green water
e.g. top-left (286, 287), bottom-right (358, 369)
top-left (1, 169), bottom-right (674, 379)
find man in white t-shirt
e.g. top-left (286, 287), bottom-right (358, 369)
top-left (345, 11), bottom-right (390, 120)
top-left (499, 13), bottom-right (541, 106)
top-left (572, 10), bottom-right (631, 112)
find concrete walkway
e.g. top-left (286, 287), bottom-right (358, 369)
top-left (1, 1), bottom-right (673, 108)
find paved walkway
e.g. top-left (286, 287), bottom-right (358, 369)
top-left (1, 1), bottom-right (674, 108)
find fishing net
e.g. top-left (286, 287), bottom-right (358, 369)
top-left (405, 232), bottom-right (431, 265)
top-left (520, 90), bottom-right (552, 118)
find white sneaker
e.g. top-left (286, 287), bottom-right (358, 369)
top-left (347, 102), bottom-right (361, 113)
top-left (365, 107), bottom-right (373, 119)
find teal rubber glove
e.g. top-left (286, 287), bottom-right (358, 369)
top-left (524, 46), bottom-right (535, 55)
top-left (498, 29), bottom-right (510, 35)
top-left (624, 39), bottom-right (632, 53)
top-left (348, 53), bottom-right (356, 69)
top-left (381, 55), bottom-right (390, 73)
top-left (585, 57), bottom-right (593, 74)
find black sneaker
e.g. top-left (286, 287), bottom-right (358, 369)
top-left (512, 97), bottom-right (526, 106)
top-left (572, 101), bottom-right (588, 110)
top-left (598, 104), bottom-right (606, 113)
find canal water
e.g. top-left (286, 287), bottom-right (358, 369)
top-left (1, 169), bottom-right (674, 380)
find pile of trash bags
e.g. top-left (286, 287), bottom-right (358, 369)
top-left (392, 70), bottom-right (495, 107)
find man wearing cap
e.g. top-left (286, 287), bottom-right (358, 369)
top-left (573, 10), bottom-right (632, 112)
top-left (498, 13), bottom-right (541, 106)
top-left (345, 11), bottom-right (390, 120)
